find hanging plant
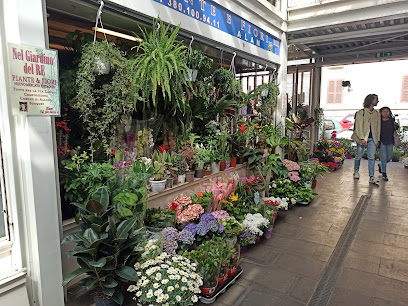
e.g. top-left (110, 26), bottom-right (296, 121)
top-left (186, 49), bottom-right (213, 81)
top-left (213, 67), bottom-right (242, 97)
top-left (248, 82), bottom-right (279, 118)
top-left (314, 107), bottom-right (324, 127)
top-left (73, 40), bottom-right (134, 158)
top-left (131, 18), bottom-right (193, 111)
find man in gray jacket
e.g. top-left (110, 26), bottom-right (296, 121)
top-left (351, 94), bottom-right (381, 184)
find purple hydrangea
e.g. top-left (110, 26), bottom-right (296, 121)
top-left (217, 224), bottom-right (225, 234)
top-left (196, 221), bottom-right (210, 236)
top-left (161, 227), bottom-right (179, 254)
top-left (184, 223), bottom-right (198, 236)
top-left (179, 229), bottom-right (195, 245)
top-left (200, 213), bottom-right (217, 223)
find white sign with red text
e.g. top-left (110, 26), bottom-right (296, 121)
top-left (8, 43), bottom-right (60, 115)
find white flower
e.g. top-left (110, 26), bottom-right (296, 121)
top-left (176, 295), bottom-right (182, 302)
top-left (137, 271), bottom-right (142, 276)
top-left (272, 183), bottom-right (277, 188)
top-left (182, 276), bottom-right (188, 283)
top-left (291, 198), bottom-right (296, 205)
top-left (153, 283), bottom-right (160, 289)
top-left (146, 291), bottom-right (153, 298)
top-left (182, 286), bottom-right (188, 291)
top-left (154, 289), bottom-right (163, 296)
top-left (164, 294), bottom-right (169, 300)
top-left (128, 285), bottom-right (137, 292)
top-left (156, 296), bottom-right (163, 303)
top-left (175, 284), bottom-right (180, 288)
top-left (136, 291), bottom-right (142, 297)
top-left (161, 279), bottom-right (169, 284)
top-left (192, 295), bottom-right (198, 302)
top-left (167, 286), bottom-right (174, 292)
top-left (134, 262), bottom-right (141, 269)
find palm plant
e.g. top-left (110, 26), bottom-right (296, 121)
top-left (131, 18), bottom-right (193, 111)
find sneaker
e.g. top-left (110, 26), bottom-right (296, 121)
top-left (378, 164), bottom-right (382, 174)
top-left (369, 176), bottom-right (380, 185)
top-left (382, 173), bottom-right (389, 181)
top-left (353, 171), bottom-right (360, 179)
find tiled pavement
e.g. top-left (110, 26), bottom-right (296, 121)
top-left (66, 159), bottom-right (408, 306)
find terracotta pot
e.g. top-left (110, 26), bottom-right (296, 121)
top-left (237, 156), bottom-right (245, 164)
top-left (195, 169), bottom-right (204, 178)
top-left (204, 169), bottom-right (212, 176)
top-left (220, 160), bottom-right (226, 171)
top-left (230, 157), bottom-right (237, 167)
top-left (186, 171), bottom-right (195, 183)
top-left (311, 179), bottom-right (317, 189)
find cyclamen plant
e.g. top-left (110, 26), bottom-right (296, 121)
top-left (129, 253), bottom-right (203, 306)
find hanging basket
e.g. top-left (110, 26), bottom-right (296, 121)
top-left (183, 69), bottom-right (198, 82)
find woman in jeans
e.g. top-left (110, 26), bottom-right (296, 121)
top-left (378, 107), bottom-right (398, 181)
top-left (351, 94), bottom-right (381, 184)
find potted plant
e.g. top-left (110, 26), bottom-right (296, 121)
top-left (300, 161), bottom-right (316, 188)
top-left (144, 207), bottom-right (176, 228)
top-left (179, 141), bottom-right (196, 183)
top-left (311, 161), bottom-right (330, 189)
top-left (185, 49), bottom-right (213, 82)
top-left (184, 239), bottom-right (225, 296)
top-left (296, 187), bottom-right (317, 204)
top-left (62, 187), bottom-right (140, 306)
top-left (195, 146), bottom-right (211, 178)
top-left (131, 18), bottom-right (193, 112)
top-left (175, 153), bottom-right (186, 184)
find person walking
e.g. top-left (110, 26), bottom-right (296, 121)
top-left (351, 94), bottom-right (381, 184)
top-left (378, 107), bottom-right (399, 181)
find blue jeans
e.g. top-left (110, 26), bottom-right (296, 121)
top-left (354, 138), bottom-right (376, 177)
top-left (379, 143), bottom-right (393, 174)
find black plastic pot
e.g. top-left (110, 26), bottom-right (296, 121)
top-left (237, 156), bottom-right (245, 164)
top-left (247, 105), bottom-right (253, 115)
top-left (195, 169), bottom-right (205, 178)
top-left (214, 71), bottom-right (221, 83)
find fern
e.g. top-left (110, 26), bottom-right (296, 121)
top-left (131, 19), bottom-right (193, 111)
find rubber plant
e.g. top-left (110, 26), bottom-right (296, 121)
top-left (62, 187), bottom-right (140, 305)
top-left (73, 40), bottom-right (134, 159)
top-left (131, 18), bottom-right (193, 112)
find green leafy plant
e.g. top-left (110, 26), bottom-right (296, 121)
top-left (73, 41), bottom-right (134, 157)
top-left (131, 18), bottom-right (193, 111)
top-left (175, 153), bottom-right (187, 175)
top-left (247, 82), bottom-right (279, 118)
top-left (213, 67), bottom-right (242, 97)
top-left (62, 187), bottom-right (140, 305)
top-left (186, 49), bottom-right (213, 79)
top-left (195, 146), bottom-right (211, 169)
top-left (144, 207), bottom-right (176, 228)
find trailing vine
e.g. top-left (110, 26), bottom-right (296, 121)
top-left (248, 82), bottom-right (279, 118)
top-left (73, 40), bottom-right (134, 158)
top-left (314, 107), bottom-right (324, 127)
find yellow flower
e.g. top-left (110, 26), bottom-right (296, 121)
top-left (230, 203), bottom-right (233, 207)
top-left (243, 202), bottom-right (246, 206)
top-left (231, 194), bottom-right (238, 202)
top-left (330, 148), bottom-right (335, 151)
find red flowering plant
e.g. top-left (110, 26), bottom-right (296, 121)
top-left (178, 141), bottom-right (196, 171)
top-left (263, 198), bottom-right (279, 224)
top-left (55, 121), bottom-right (72, 159)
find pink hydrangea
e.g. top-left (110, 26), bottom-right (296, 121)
top-left (211, 210), bottom-right (230, 220)
top-left (283, 159), bottom-right (300, 171)
top-left (288, 171), bottom-right (300, 182)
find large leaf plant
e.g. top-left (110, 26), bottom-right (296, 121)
top-left (62, 187), bottom-right (141, 305)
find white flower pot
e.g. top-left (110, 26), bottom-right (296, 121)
top-left (304, 181), bottom-right (312, 188)
top-left (183, 69), bottom-right (198, 82)
top-left (177, 174), bottom-right (186, 184)
top-left (150, 179), bottom-right (167, 193)
top-left (211, 162), bottom-right (220, 174)
top-left (94, 57), bottom-right (111, 75)
top-left (261, 89), bottom-right (269, 97)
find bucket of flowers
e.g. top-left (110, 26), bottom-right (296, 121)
top-left (129, 253), bottom-right (203, 305)
top-left (262, 198), bottom-right (280, 239)
top-left (238, 228), bottom-right (256, 253)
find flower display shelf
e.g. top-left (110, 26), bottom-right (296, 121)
top-left (199, 266), bottom-right (243, 304)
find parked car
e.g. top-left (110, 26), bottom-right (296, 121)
top-left (339, 113), bottom-right (356, 130)
top-left (323, 119), bottom-right (344, 139)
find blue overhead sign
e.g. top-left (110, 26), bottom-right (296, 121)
top-left (153, 0), bottom-right (280, 56)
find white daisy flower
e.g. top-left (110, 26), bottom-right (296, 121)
top-left (134, 262), bottom-right (141, 269)
top-left (153, 283), bottom-right (160, 289)
top-left (162, 279), bottom-right (169, 284)
top-left (136, 291), bottom-right (142, 297)
top-left (167, 286), bottom-right (174, 292)
top-left (182, 277), bottom-right (188, 283)
top-left (164, 294), bottom-right (169, 300)
top-left (137, 272), bottom-right (142, 276)
top-left (182, 286), bottom-right (187, 291)
top-left (128, 285), bottom-right (137, 292)
top-left (146, 292), bottom-right (153, 298)
top-left (192, 295), bottom-right (198, 302)
top-left (176, 295), bottom-right (182, 301)
top-left (141, 276), bottom-right (147, 281)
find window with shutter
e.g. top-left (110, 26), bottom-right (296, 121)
top-left (327, 79), bottom-right (343, 104)
top-left (401, 75), bottom-right (408, 103)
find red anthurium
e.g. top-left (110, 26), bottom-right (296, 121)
top-left (239, 125), bottom-right (246, 135)
top-left (159, 144), bottom-right (167, 153)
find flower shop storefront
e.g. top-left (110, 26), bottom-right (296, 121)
top-left (0, 0), bottom-right (298, 305)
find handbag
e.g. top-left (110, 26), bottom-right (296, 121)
top-left (394, 130), bottom-right (401, 147)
